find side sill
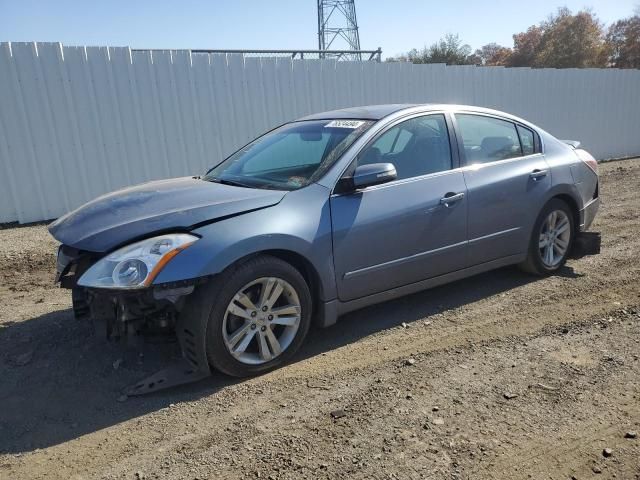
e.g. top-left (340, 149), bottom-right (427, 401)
top-left (327, 254), bottom-right (525, 321)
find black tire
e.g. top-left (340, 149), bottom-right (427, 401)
top-left (186, 255), bottom-right (312, 377)
top-left (519, 198), bottom-right (575, 276)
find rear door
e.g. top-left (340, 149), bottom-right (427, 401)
top-left (452, 113), bottom-right (550, 264)
top-left (330, 113), bottom-right (468, 301)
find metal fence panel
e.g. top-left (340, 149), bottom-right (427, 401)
top-left (1, 41), bottom-right (639, 223)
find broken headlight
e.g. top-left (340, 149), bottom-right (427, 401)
top-left (78, 234), bottom-right (198, 289)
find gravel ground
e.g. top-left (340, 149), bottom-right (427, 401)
top-left (0, 159), bottom-right (639, 480)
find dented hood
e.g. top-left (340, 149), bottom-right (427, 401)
top-left (48, 177), bottom-right (287, 252)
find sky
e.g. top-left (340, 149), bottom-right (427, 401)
top-left (1, 0), bottom-right (638, 58)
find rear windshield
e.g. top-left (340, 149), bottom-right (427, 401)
top-left (203, 119), bottom-right (374, 190)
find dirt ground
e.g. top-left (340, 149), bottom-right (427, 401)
top-left (1, 159), bottom-right (639, 480)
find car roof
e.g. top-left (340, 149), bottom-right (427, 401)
top-left (294, 104), bottom-right (544, 134)
top-left (296, 104), bottom-right (422, 121)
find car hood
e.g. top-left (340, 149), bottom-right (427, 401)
top-left (48, 177), bottom-right (287, 252)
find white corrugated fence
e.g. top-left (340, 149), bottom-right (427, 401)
top-left (1, 42), bottom-right (639, 224)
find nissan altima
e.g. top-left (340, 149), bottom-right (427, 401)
top-left (49, 104), bottom-right (600, 380)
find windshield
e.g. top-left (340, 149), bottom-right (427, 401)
top-left (203, 119), bottom-right (374, 190)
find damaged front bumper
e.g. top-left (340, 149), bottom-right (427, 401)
top-left (55, 245), bottom-right (212, 395)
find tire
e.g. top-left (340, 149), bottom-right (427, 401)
top-left (187, 255), bottom-right (312, 377)
top-left (519, 198), bottom-right (575, 276)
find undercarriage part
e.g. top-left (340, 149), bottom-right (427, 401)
top-left (124, 357), bottom-right (210, 396)
top-left (86, 288), bottom-right (186, 343)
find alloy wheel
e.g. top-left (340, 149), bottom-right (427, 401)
top-left (222, 277), bottom-right (301, 365)
top-left (538, 210), bottom-right (571, 268)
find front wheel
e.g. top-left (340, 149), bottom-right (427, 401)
top-left (198, 255), bottom-right (312, 377)
top-left (519, 199), bottom-right (575, 275)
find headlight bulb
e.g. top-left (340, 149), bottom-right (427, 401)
top-left (112, 259), bottom-right (149, 286)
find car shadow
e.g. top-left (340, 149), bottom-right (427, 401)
top-left (0, 265), bottom-right (581, 454)
top-left (298, 264), bottom-right (582, 359)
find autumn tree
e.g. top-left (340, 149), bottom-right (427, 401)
top-left (473, 43), bottom-right (513, 66)
top-left (606, 15), bottom-right (640, 68)
top-left (390, 7), bottom-right (635, 69)
top-left (509, 26), bottom-right (543, 66)
top-left (533, 8), bottom-right (608, 68)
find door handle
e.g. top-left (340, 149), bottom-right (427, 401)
top-left (530, 169), bottom-right (548, 180)
top-left (440, 192), bottom-right (465, 207)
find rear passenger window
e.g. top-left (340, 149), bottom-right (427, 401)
top-left (517, 125), bottom-right (535, 156)
top-left (455, 114), bottom-right (522, 164)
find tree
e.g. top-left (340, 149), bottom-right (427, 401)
top-left (509, 26), bottom-right (543, 66)
top-left (533, 8), bottom-right (608, 68)
top-left (606, 15), bottom-right (640, 68)
top-left (474, 43), bottom-right (513, 66)
top-left (424, 33), bottom-right (473, 64)
top-left (390, 7), bottom-right (628, 69)
top-left (389, 34), bottom-right (474, 65)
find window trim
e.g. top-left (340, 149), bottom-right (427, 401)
top-left (515, 124), bottom-right (537, 157)
top-left (451, 111), bottom-right (543, 168)
top-left (332, 111), bottom-right (459, 194)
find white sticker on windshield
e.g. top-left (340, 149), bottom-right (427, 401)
top-left (325, 120), bottom-right (366, 129)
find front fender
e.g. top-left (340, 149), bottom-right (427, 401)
top-left (153, 184), bottom-right (337, 301)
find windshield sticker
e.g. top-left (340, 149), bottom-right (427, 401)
top-left (325, 120), bottom-right (366, 129)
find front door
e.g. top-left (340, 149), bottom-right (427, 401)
top-left (330, 113), bottom-right (468, 302)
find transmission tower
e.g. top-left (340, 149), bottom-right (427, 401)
top-left (317, 0), bottom-right (362, 60)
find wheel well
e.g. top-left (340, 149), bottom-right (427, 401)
top-left (248, 249), bottom-right (322, 315)
top-left (553, 194), bottom-right (580, 233)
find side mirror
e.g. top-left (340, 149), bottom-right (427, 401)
top-left (352, 163), bottom-right (397, 189)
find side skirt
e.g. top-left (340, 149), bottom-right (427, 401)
top-left (317, 254), bottom-right (525, 328)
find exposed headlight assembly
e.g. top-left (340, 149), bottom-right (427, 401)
top-left (78, 234), bottom-right (198, 289)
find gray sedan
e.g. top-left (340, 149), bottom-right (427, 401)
top-left (50, 104), bottom-right (600, 380)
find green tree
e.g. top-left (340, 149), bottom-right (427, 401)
top-left (424, 33), bottom-right (473, 64)
top-left (390, 34), bottom-right (474, 65)
top-left (533, 8), bottom-right (608, 68)
top-left (606, 15), bottom-right (640, 68)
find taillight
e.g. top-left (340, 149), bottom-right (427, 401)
top-left (575, 149), bottom-right (598, 176)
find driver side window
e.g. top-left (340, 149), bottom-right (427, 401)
top-left (357, 114), bottom-right (452, 180)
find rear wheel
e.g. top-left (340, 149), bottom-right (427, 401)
top-left (520, 199), bottom-right (575, 275)
top-left (199, 255), bottom-right (312, 377)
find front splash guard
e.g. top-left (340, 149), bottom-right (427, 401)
top-left (124, 286), bottom-right (213, 396)
top-left (124, 358), bottom-right (210, 396)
